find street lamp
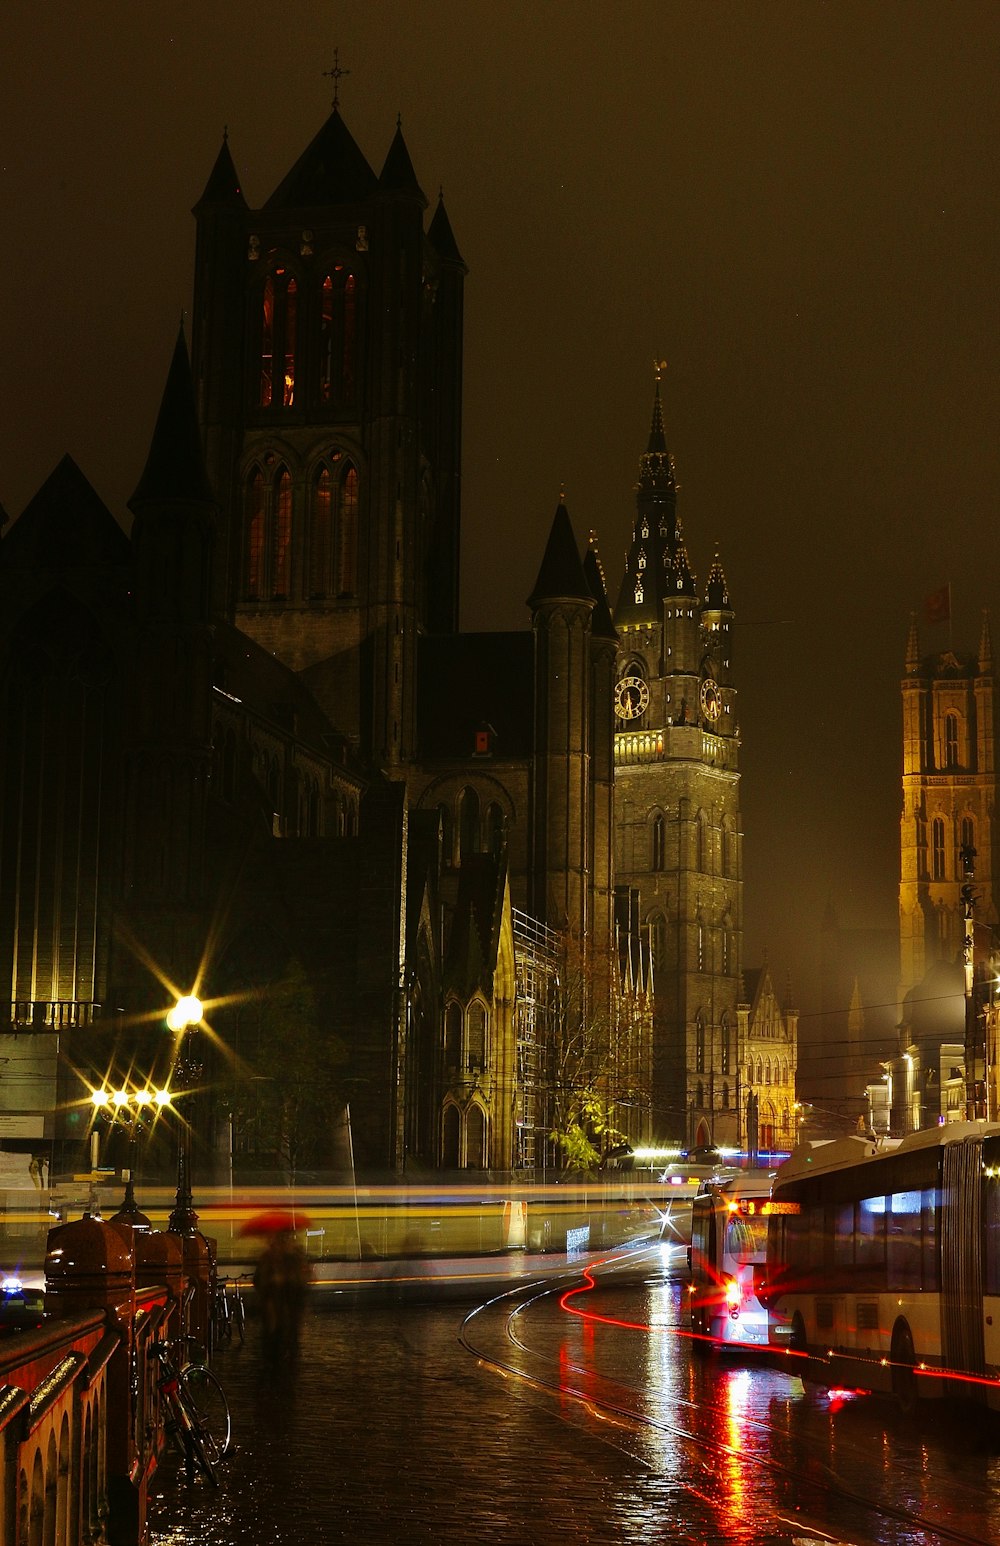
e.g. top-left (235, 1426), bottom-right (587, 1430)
top-left (166, 994), bottom-right (204, 1236)
top-left (90, 1082), bottom-right (172, 1220)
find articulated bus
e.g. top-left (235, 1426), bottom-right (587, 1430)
top-left (687, 1171), bottom-right (789, 1350)
top-left (764, 1120), bottom-right (1000, 1409)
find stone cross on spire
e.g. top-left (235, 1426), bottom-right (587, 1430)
top-left (323, 47), bottom-right (350, 109)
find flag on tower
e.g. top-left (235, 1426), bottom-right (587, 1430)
top-left (923, 584), bottom-right (951, 625)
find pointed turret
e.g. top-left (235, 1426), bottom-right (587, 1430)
top-left (583, 534), bottom-right (617, 642)
top-left (428, 192), bottom-right (466, 268)
top-left (264, 108), bottom-right (378, 208)
top-left (130, 327), bottom-right (214, 507)
top-left (527, 502), bottom-right (593, 611)
top-left (979, 609), bottom-right (994, 674)
top-left (704, 553), bottom-right (730, 611)
top-left (905, 612), bottom-right (920, 674)
top-left (0, 457), bottom-right (130, 571)
top-left (193, 132), bottom-right (247, 213)
top-left (614, 373), bottom-right (678, 625)
top-left (670, 538), bottom-right (697, 599)
top-left (379, 119), bottom-right (427, 204)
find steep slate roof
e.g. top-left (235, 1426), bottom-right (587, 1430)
top-left (130, 329), bottom-right (215, 507)
top-left (194, 133), bottom-right (247, 211)
top-left (527, 502), bottom-right (593, 610)
top-left (264, 109), bottom-right (379, 208)
top-left (445, 853), bottom-right (506, 999)
top-left (0, 457), bottom-right (130, 570)
top-left (418, 633), bottom-right (534, 759)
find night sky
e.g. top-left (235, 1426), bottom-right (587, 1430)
top-left (3, 4), bottom-right (997, 1028)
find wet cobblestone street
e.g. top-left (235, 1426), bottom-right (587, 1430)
top-left (148, 1259), bottom-right (1000, 1546)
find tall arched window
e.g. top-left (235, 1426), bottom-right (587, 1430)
top-left (960, 815), bottom-right (975, 858)
top-left (764, 1059), bottom-right (771, 1085)
top-left (466, 1104), bottom-right (485, 1169)
top-left (697, 812), bottom-right (708, 872)
top-left (442, 1105), bottom-right (460, 1168)
top-left (444, 1002), bottom-right (462, 1068)
top-left (651, 813), bottom-right (665, 872)
top-left (336, 463), bottom-right (358, 595)
top-left (245, 468), bottom-right (265, 597)
top-left (467, 1001), bottom-right (487, 1071)
top-left (945, 713), bottom-right (959, 768)
top-left (721, 1016), bottom-right (731, 1075)
top-left (695, 1014), bottom-right (705, 1074)
top-left (310, 467), bottom-right (332, 597)
top-left (258, 267), bottom-right (298, 408)
top-left (932, 817), bottom-right (946, 880)
top-left (319, 267), bottom-right (358, 406)
top-left (649, 912), bottom-right (667, 976)
top-left (272, 468), bottom-right (292, 597)
top-left (697, 920), bottom-right (705, 971)
top-left (756, 1057), bottom-right (763, 1085)
top-left (459, 787), bottom-right (480, 859)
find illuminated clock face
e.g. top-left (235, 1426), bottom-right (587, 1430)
top-left (614, 675), bottom-right (650, 721)
top-left (700, 678), bottom-right (722, 721)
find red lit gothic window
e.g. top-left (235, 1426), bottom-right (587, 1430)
top-left (245, 468), bottom-right (265, 596)
top-left (258, 267), bottom-right (298, 409)
top-left (319, 268), bottom-right (358, 406)
top-left (272, 468), bottom-right (292, 597)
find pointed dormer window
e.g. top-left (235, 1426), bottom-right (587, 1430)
top-left (635, 580), bottom-right (644, 604)
top-left (641, 521), bottom-right (649, 539)
top-left (638, 549), bottom-right (646, 570)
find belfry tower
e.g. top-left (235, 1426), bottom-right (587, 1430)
top-left (612, 375), bottom-right (742, 1147)
top-left (900, 611), bottom-right (999, 992)
top-left (190, 102), bottom-right (465, 769)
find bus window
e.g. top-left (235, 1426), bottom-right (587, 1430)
top-left (724, 1212), bottom-right (766, 1262)
top-left (922, 1187), bottom-right (939, 1292)
top-left (856, 1194), bottom-right (887, 1282)
top-left (887, 1190), bottom-right (922, 1290)
top-left (833, 1202), bottom-right (854, 1269)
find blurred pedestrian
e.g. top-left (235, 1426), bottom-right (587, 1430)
top-left (253, 1228), bottom-right (312, 1352)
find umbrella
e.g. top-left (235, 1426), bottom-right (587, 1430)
top-left (238, 1209), bottom-right (312, 1237)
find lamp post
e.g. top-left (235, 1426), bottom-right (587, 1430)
top-left (166, 994), bottom-right (203, 1236)
top-left (90, 1084), bottom-right (172, 1219)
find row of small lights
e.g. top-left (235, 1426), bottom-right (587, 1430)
top-left (91, 995), bottom-right (203, 1113)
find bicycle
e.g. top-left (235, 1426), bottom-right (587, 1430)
top-left (214, 1273), bottom-right (249, 1347)
top-left (151, 1334), bottom-right (231, 1485)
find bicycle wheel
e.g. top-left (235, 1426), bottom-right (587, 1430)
top-left (179, 1364), bottom-right (232, 1461)
top-left (183, 1418), bottom-right (219, 1486)
top-left (214, 1290), bottom-right (232, 1347)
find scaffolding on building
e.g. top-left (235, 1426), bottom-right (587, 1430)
top-left (512, 908), bottom-right (561, 1171)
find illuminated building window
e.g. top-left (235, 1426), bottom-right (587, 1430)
top-left (272, 468), bottom-right (292, 597)
top-left (747, 1061), bottom-right (754, 1086)
top-left (336, 463), bottom-right (358, 594)
top-left (932, 817), bottom-right (946, 880)
top-left (466, 1104), bottom-right (485, 1167)
top-left (960, 815), bottom-right (975, 860)
top-left (695, 1015), bottom-right (705, 1074)
top-left (765, 1059), bottom-right (771, 1085)
top-left (697, 921), bottom-right (705, 971)
top-left (245, 467), bottom-right (265, 597)
top-left (259, 276), bottom-right (274, 407)
top-left (756, 1057), bottom-right (763, 1084)
top-left (721, 1016), bottom-right (731, 1075)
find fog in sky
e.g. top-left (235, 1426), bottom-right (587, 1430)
top-left (3, 3), bottom-right (997, 1027)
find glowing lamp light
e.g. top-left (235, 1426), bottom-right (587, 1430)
top-left (167, 995), bottom-right (203, 1032)
top-left (112, 1090), bottom-right (130, 1107)
top-left (133, 1090), bottom-right (152, 1107)
top-left (91, 1090), bottom-right (110, 1108)
top-left (154, 1089), bottom-right (172, 1106)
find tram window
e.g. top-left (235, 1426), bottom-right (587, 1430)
top-left (985, 1176), bottom-right (1000, 1295)
top-left (856, 1194), bottom-right (887, 1278)
top-left (887, 1190), bottom-right (922, 1290)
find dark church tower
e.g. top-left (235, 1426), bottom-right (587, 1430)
top-left (190, 105), bottom-right (465, 770)
top-left (612, 377), bottom-right (742, 1147)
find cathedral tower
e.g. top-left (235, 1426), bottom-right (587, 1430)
top-left (899, 611), bottom-right (999, 993)
top-left (190, 105), bottom-right (465, 770)
top-left (612, 376), bottom-right (742, 1147)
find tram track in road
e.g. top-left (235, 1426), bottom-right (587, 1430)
top-left (459, 1246), bottom-right (995, 1546)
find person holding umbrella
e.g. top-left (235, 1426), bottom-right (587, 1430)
top-left (241, 1210), bottom-right (313, 1353)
